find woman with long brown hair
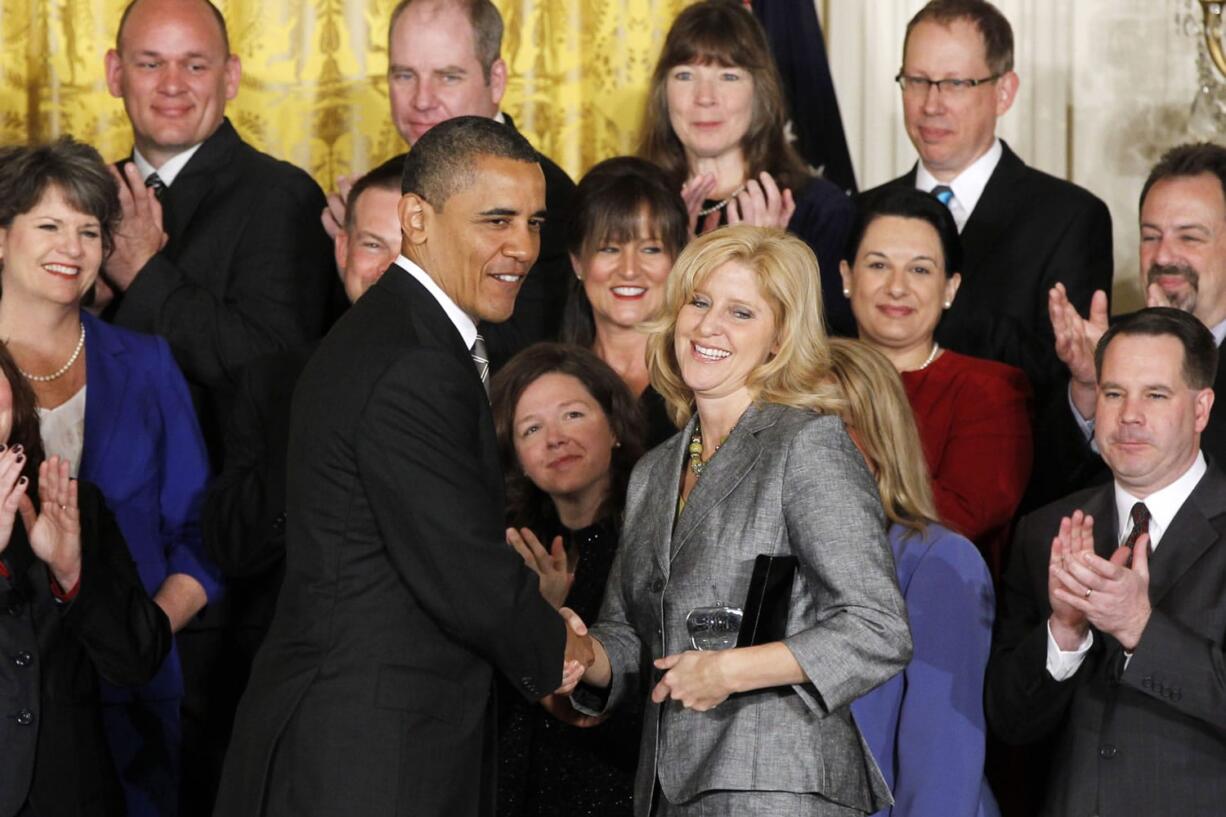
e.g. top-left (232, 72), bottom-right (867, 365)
top-left (640, 0), bottom-right (856, 334)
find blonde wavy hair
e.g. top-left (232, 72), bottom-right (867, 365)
top-left (646, 225), bottom-right (843, 427)
top-left (826, 338), bottom-right (939, 535)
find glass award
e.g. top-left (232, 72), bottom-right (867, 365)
top-left (685, 602), bottom-right (743, 651)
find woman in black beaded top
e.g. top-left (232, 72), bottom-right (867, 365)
top-left (490, 342), bottom-right (647, 817)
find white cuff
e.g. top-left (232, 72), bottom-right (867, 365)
top-left (1046, 620), bottom-right (1093, 681)
top-left (1067, 383), bottom-right (1098, 453)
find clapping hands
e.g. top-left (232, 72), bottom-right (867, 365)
top-left (1049, 283), bottom-right (1109, 420)
top-left (1049, 510), bottom-right (1152, 651)
top-left (105, 163), bottom-right (168, 291)
top-left (0, 453), bottom-right (81, 591)
top-left (681, 171), bottom-right (795, 238)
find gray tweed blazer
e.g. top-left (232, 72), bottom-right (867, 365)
top-left (583, 402), bottom-right (912, 816)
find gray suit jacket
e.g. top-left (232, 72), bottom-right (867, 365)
top-left (583, 403), bottom-right (912, 816)
top-left (988, 462), bottom-right (1226, 816)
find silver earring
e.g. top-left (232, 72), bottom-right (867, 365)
top-left (943, 301), bottom-right (952, 309)
top-left (842, 288), bottom-right (851, 298)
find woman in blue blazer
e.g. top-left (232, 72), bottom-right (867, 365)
top-left (829, 338), bottom-right (999, 817)
top-left (0, 138), bottom-right (220, 817)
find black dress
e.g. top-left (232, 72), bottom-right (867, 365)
top-left (497, 518), bottom-right (639, 817)
top-left (640, 385), bottom-right (677, 451)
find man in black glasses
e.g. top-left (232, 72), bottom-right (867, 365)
top-left (863, 0), bottom-right (1112, 401)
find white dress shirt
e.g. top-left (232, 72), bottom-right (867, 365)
top-left (915, 138), bottom-right (1003, 232)
top-left (132, 143), bottom-right (205, 188)
top-left (392, 254), bottom-right (477, 351)
top-left (1046, 452), bottom-right (1208, 679)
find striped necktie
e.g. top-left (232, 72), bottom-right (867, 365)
top-left (145, 172), bottom-right (167, 200)
top-left (1123, 502), bottom-right (1152, 555)
top-left (931, 185), bottom-right (954, 207)
top-left (470, 333), bottom-right (490, 396)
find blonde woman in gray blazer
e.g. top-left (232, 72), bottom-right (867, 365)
top-left (564, 226), bottom-right (913, 816)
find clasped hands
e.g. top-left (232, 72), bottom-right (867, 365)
top-left (1047, 509), bottom-right (1152, 652)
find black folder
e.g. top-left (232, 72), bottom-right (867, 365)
top-left (736, 554), bottom-right (797, 647)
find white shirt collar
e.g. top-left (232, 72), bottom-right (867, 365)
top-left (915, 138), bottom-right (1003, 232)
top-left (393, 254), bottom-right (478, 351)
top-left (132, 143), bottom-right (205, 188)
top-left (1113, 450), bottom-right (1207, 551)
top-left (1210, 317), bottom-right (1226, 348)
top-left (493, 111), bottom-right (506, 125)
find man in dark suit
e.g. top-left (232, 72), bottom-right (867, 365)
top-left (987, 307), bottom-right (1226, 816)
top-left (102, 0), bottom-right (337, 464)
top-left (215, 117), bottom-right (590, 817)
top-left (100, 2), bottom-right (338, 812)
top-left (322, 0), bottom-right (576, 369)
top-left (862, 0), bottom-right (1112, 393)
top-left (1039, 142), bottom-right (1226, 503)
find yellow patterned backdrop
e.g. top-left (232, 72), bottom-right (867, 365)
top-left (0, 0), bottom-right (691, 189)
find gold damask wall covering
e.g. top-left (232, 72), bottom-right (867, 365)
top-left (0, 0), bottom-right (691, 189)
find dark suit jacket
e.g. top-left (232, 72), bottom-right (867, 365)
top-left (864, 142), bottom-right (1113, 396)
top-left (0, 482), bottom-right (171, 817)
top-left (79, 310), bottom-right (219, 704)
top-left (986, 464), bottom-right (1226, 816)
top-left (109, 118), bottom-right (338, 466)
top-left (214, 266), bottom-right (567, 817)
top-left (202, 343), bottom-right (316, 641)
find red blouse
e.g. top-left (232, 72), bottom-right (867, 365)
top-left (901, 349), bottom-right (1033, 575)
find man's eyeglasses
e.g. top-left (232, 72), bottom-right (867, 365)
top-left (895, 73), bottom-right (1001, 96)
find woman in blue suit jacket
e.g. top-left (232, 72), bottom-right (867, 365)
top-left (0, 138), bottom-right (220, 817)
top-left (830, 339), bottom-right (999, 817)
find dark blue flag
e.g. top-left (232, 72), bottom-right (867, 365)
top-left (751, 0), bottom-right (858, 193)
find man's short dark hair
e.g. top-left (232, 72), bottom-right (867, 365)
top-left (904, 0), bottom-right (1014, 76)
top-left (116, 0), bottom-right (231, 55)
top-left (400, 116), bottom-right (539, 211)
top-left (344, 156), bottom-right (405, 232)
top-left (1095, 307), bottom-right (1218, 390)
top-left (387, 0), bottom-right (503, 82)
top-left (1139, 142), bottom-right (1226, 214)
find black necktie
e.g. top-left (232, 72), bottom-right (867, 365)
top-left (470, 334), bottom-right (490, 396)
top-left (931, 185), bottom-right (954, 207)
top-left (1123, 502), bottom-right (1152, 554)
top-left (145, 172), bottom-right (167, 200)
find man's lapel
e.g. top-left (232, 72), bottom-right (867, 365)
top-left (957, 141), bottom-right (1026, 277)
top-left (1147, 464), bottom-right (1226, 606)
top-left (159, 119), bottom-right (240, 242)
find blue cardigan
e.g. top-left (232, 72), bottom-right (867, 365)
top-left (79, 310), bottom-right (221, 701)
top-left (850, 523), bottom-right (1000, 817)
